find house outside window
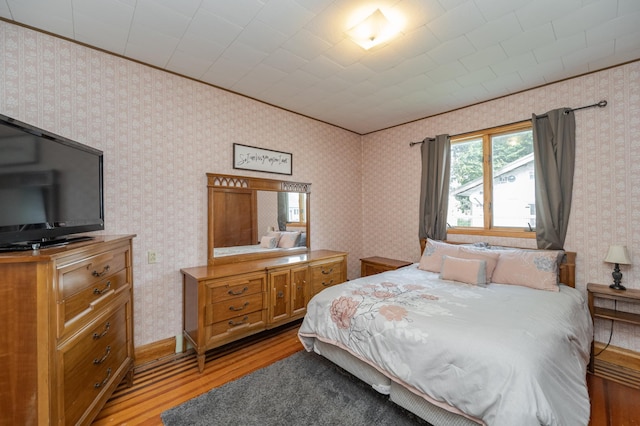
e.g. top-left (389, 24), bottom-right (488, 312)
top-left (447, 123), bottom-right (535, 237)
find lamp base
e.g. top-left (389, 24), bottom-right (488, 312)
top-left (610, 263), bottom-right (626, 291)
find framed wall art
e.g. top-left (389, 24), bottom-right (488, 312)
top-left (233, 143), bottom-right (292, 175)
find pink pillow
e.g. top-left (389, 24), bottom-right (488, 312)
top-left (491, 249), bottom-right (562, 291)
top-left (439, 256), bottom-right (487, 285)
top-left (457, 247), bottom-right (500, 283)
top-left (418, 239), bottom-right (460, 273)
top-left (278, 231), bottom-right (301, 248)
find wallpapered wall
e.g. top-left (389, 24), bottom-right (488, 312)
top-left (0, 21), bottom-right (363, 347)
top-left (361, 60), bottom-right (640, 352)
top-left (2, 20), bottom-right (639, 353)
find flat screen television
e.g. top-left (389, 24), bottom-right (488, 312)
top-left (0, 114), bottom-right (104, 250)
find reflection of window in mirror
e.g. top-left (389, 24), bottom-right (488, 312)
top-left (287, 193), bottom-right (306, 225)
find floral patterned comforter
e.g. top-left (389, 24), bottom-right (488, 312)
top-left (298, 265), bottom-right (592, 426)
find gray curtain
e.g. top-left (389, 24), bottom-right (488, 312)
top-left (532, 108), bottom-right (576, 249)
top-left (418, 134), bottom-right (450, 241)
top-left (277, 192), bottom-right (287, 231)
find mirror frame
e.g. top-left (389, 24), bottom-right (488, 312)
top-left (207, 173), bottom-right (311, 265)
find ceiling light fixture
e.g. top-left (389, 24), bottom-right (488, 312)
top-left (345, 8), bottom-right (402, 50)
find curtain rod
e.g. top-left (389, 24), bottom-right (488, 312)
top-left (409, 100), bottom-right (607, 147)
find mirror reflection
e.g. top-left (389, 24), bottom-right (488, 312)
top-left (256, 191), bottom-right (307, 242)
top-left (207, 173), bottom-right (310, 264)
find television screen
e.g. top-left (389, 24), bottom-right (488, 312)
top-left (0, 114), bottom-right (104, 249)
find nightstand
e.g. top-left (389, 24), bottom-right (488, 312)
top-left (360, 256), bottom-right (413, 277)
top-left (587, 283), bottom-right (640, 387)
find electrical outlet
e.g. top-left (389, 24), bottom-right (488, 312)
top-left (147, 251), bottom-right (158, 264)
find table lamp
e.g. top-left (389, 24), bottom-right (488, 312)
top-left (604, 245), bottom-right (632, 290)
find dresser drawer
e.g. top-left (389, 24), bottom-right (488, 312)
top-left (61, 305), bottom-right (129, 425)
top-left (310, 260), bottom-right (343, 293)
top-left (205, 310), bottom-right (266, 345)
top-left (205, 273), bottom-right (265, 303)
top-left (57, 248), bottom-right (130, 337)
top-left (61, 268), bottom-right (128, 324)
top-left (58, 249), bottom-right (127, 299)
top-left (205, 292), bottom-right (264, 324)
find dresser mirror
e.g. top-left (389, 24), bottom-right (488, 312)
top-left (207, 173), bottom-right (311, 265)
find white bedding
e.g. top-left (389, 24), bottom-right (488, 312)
top-left (298, 264), bottom-right (592, 426)
top-left (213, 244), bottom-right (279, 257)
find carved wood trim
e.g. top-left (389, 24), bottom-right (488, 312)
top-left (207, 173), bottom-right (311, 193)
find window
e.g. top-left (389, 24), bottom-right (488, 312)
top-left (447, 122), bottom-right (535, 237)
top-left (286, 192), bottom-right (306, 224)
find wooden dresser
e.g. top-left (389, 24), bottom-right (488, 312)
top-left (181, 250), bottom-right (347, 372)
top-left (0, 235), bottom-right (135, 425)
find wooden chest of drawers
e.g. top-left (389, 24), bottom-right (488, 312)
top-left (0, 235), bottom-right (135, 425)
top-left (182, 250), bottom-right (347, 372)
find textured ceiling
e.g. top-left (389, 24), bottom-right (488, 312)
top-left (1, 0), bottom-right (639, 134)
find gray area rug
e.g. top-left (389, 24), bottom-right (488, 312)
top-left (161, 350), bottom-right (430, 425)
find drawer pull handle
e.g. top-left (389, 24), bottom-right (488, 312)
top-left (94, 367), bottom-right (112, 389)
top-left (277, 291), bottom-right (284, 299)
top-left (93, 281), bottom-right (112, 295)
top-left (93, 346), bottom-right (111, 365)
top-left (229, 302), bottom-right (249, 312)
top-left (92, 265), bottom-right (111, 277)
top-left (228, 286), bottom-right (249, 296)
top-left (322, 268), bottom-right (333, 275)
top-left (93, 322), bottom-right (111, 339)
top-left (322, 279), bottom-right (334, 287)
top-left (229, 316), bottom-right (249, 327)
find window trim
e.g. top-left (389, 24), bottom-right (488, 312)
top-left (447, 121), bottom-right (536, 239)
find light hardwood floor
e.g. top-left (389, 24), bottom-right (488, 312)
top-left (93, 323), bottom-right (640, 426)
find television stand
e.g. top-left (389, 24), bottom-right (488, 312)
top-left (0, 235), bottom-right (95, 251)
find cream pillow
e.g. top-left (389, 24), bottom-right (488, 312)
top-left (491, 249), bottom-right (563, 291)
top-left (418, 239), bottom-right (461, 273)
top-left (266, 231), bottom-right (282, 244)
top-left (457, 247), bottom-right (500, 283)
top-left (260, 236), bottom-right (277, 249)
top-left (439, 256), bottom-right (487, 285)
top-left (278, 231), bottom-right (301, 248)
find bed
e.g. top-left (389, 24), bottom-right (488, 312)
top-left (298, 239), bottom-right (593, 426)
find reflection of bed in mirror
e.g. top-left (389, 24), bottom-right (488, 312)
top-left (213, 243), bottom-right (301, 258)
top-left (207, 173), bottom-right (311, 265)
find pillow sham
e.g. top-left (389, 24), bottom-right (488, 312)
top-left (278, 231), bottom-right (301, 248)
top-left (491, 249), bottom-right (563, 291)
top-left (418, 239), bottom-right (461, 273)
top-left (457, 246), bottom-right (500, 283)
top-left (439, 256), bottom-right (487, 285)
top-left (266, 231), bottom-right (282, 244)
top-left (259, 236), bottom-right (278, 249)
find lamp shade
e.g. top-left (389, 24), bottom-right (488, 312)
top-left (604, 245), bottom-right (632, 265)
